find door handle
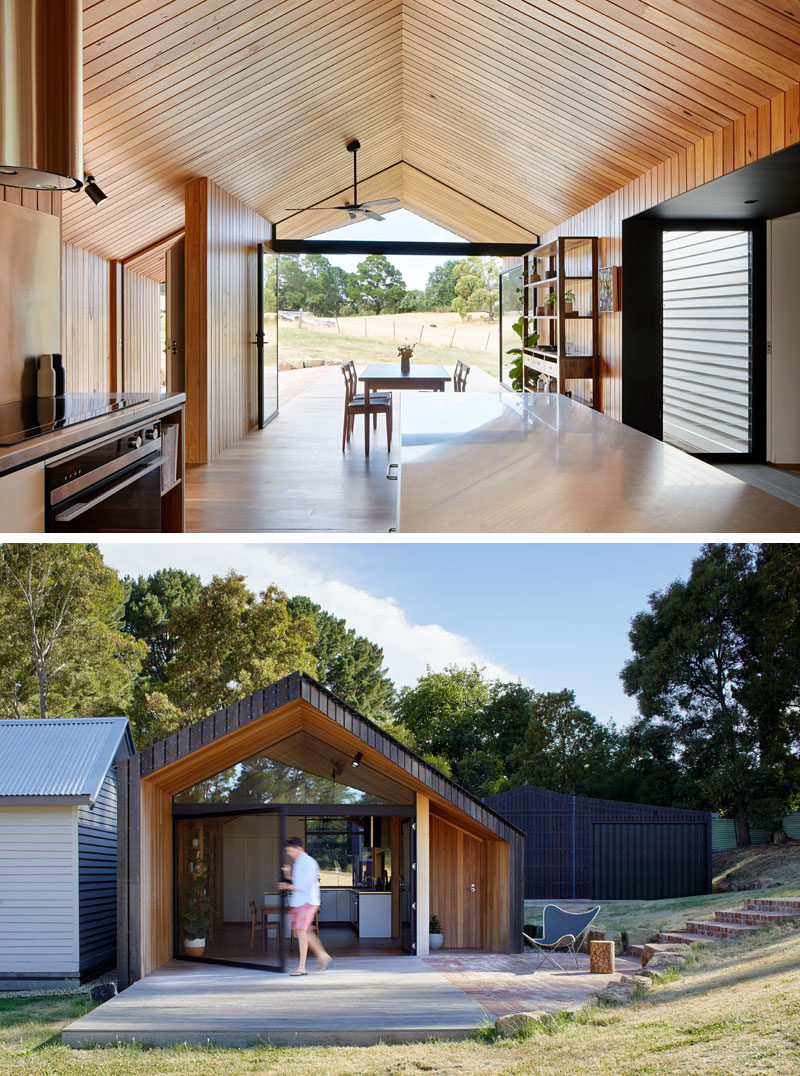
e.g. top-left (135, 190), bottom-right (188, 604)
top-left (386, 463), bottom-right (399, 481)
top-left (467, 883), bottom-right (476, 892)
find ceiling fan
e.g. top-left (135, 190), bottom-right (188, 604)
top-left (286, 140), bottom-right (399, 221)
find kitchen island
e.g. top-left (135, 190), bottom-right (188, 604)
top-left (396, 392), bottom-right (800, 533)
top-left (319, 888), bottom-right (393, 939)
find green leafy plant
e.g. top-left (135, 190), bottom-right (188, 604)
top-left (430, 914), bottom-right (443, 934)
top-left (544, 290), bottom-right (576, 310)
top-left (507, 314), bottom-right (539, 392)
top-left (181, 868), bottom-right (212, 939)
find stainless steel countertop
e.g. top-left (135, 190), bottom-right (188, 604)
top-left (397, 392), bottom-right (800, 534)
top-left (0, 392), bottom-right (185, 477)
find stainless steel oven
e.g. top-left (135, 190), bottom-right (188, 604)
top-left (45, 421), bottom-right (164, 532)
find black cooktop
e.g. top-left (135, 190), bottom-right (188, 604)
top-left (0, 393), bottom-right (152, 447)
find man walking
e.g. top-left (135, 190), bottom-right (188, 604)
top-left (278, 835), bottom-right (332, 975)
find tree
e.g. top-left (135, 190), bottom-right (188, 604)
top-left (346, 255), bottom-right (406, 315)
top-left (396, 289), bottom-right (425, 313)
top-left (621, 544), bottom-right (800, 845)
top-left (286, 595), bottom-right (394, 722)
top-left (0, 543), bottom-right (144, 720)
top-left (303, 255), bottom-right (350, 316)
top-left (425, 260), bottom-right (460, 310)
top-left (124, 568), bottom-right (203, 682)
top-left (392, 665), bottom-right (533, 795)
top-left (509, 690), bottom-right (619, 796)
top-left (131, 573), bottom-right (317, 747)
top-left (278, 254), bottom-right (309, 311)
top-left (451, 256), bottom-right (501, 320)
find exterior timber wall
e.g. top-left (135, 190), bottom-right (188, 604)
top-left (117, 674), bottom-right (523, 988)
top-left (487, 784), bottom-right (710, 901)
top-left (538, 84), bottom-right (800, 420)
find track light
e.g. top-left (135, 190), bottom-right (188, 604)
top-left (83, 174), bottom-right (107, 206)
top-left (351, 752), bottom-right (363, 768)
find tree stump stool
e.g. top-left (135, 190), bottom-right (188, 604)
top-left (589, 939), bottom-right (615, 974)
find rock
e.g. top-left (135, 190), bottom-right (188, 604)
top-left (640, 952), bottom-right (690, 980)
top-left (494, 1010), bottom-right (553, 1036)
top-left (641, 942), bottom-right (690, 967)
top-left (89, 982), bottom-right (117, 1003)
top-left (619, 974), bottom-right (653, 990)
top-left (581, 928), bottom-right (623, 954)
top-left (713, 879), bottom-right (733, 893)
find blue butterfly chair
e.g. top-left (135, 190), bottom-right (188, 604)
top-left (524, 904), bottom-right (600, 971)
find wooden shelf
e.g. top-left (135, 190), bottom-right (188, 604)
top-left (520, 235), bottom-right (600, 409)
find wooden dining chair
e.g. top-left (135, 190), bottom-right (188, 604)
top-left (289, 907), bottom-right (320, 952)
top-left (341, 361), bottom-right (393, 452)
top-left (454, 359), bottom-right (471, 392)
top-left (250, 899), bottom-right (280, 952)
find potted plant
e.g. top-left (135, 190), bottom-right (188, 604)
top-left (544, 290), bottom-right (577, 315)
top-left (506, 315), bottom-right (539, 392)
top-left (397, 341), bottom-right (415, 375)
top-left (429, 913), bottom-right (444, 950)
top-left (181, 869), bottom-right (212, 957)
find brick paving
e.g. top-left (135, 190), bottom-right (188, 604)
top-left (422, 951), bottom-right (641, 1017)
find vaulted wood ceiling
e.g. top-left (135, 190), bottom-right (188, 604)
top-left (62, 0), bottom-right (800, 259)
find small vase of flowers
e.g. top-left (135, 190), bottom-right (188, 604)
top-left (397, 342), bottom-right (415, 374)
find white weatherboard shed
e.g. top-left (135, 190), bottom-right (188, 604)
top-left (0, 717), bottom-right (134, 989)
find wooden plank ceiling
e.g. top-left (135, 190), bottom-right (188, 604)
top-left (63, 1), bottom-right (800, 259)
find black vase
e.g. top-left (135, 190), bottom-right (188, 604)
top-left (52, 354), bottom-right (66, 396)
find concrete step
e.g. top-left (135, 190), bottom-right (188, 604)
top-left (684, 920), bottom-right (759, 939)
top-left (656, 931), bottom-right (711, 946)
top-left (715, 909), bottom-right (799, 926)
top-left (743, 897), bottom-right (800, 914)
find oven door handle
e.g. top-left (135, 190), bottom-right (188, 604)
top-left (54, 456), bottom-right (166, 523)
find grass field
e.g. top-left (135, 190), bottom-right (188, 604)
top-left (525, 843), bottom-right (800, 945)
top-left (2, 924), bottom-right (799, 1075)
top-left (3, 845), bottom-right (798, 1075)
top-left (278, 318), bottom-right (506, 379)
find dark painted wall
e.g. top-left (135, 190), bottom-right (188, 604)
top-left (77, 770), bottom-right (118, 976)
top-left (486, 784), bottom-right (711, 901)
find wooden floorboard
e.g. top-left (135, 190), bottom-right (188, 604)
top-left (185, 364), bottom-right (504, 533)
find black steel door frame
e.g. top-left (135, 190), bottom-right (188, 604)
top-left (173, 806), bottom-right (287, 973)
top-left (256, 243), bottom-right (279, 430)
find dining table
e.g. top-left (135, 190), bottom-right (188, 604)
top-left (358, 363), bottom-right (451, 456)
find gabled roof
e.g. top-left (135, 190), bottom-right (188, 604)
top-left (127, 671), bottom-right (523, 840)
top-left (0, 717), bottom-right (134, 805)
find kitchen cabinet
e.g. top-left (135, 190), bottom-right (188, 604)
top-left (358, 893), bottom-right (392, 938)
top-left (0, 462), bottom-right (45, 532)
top-left (319, 890), bottom-right (337, 923)
top-left (336, 890), bottom-right (350, 922)
top-left (350, 890), bottom-right (358, 928)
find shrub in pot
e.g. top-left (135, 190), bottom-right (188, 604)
top-left (429, 913), bottom-right (444, 950)
top-left (181, 870), bottom-right (212, 957)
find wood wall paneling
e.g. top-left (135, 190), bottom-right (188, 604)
top-left (185, 177), bottom-right (270, 464)
top-left (60, 243), bottom-right (111, 395)
top-left (122, 267), bottom-right (162, 393)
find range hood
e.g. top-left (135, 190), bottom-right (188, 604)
top-left (0, 0), bottom-right (83, 191)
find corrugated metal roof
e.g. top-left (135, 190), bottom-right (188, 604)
top-left (0, 717), bottom-right (133, 803)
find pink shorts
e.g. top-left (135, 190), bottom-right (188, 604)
top-left (288, 904), bottom-right (318, 932)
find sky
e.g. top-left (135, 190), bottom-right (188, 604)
top-left (99, 541), bottom-right (703, 728)
top-left (310, 208), bottom-right (468, 291)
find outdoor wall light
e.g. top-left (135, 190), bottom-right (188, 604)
top-left (83, 174), bottom-right (108, 206)
top-left (351, 752), bottom-right (363, 768)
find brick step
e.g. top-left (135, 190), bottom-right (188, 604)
top-left (743, 897), bottom-right (800, 914)
top-left (715, 909), bottom-right (799, 926)
top-left (657, 931), bottom-right (711, 945)
top-left (684, 920), bottom-right (759, 939)
top-left (627, 943), bottom-right (645, 958)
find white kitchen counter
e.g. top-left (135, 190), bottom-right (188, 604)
top-left (357, 892), bottom-right (392, 939)
top-left (397, 392), bottom-right (800, 533)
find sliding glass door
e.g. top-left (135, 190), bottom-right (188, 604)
top-left (662, 229), bottom-right (753, 454)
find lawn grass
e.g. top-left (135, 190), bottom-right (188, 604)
top-left (525, 843), bottom-right (800, 944)
top-left (278, 324), bottom-right (501, 378)
top-left (2, 924), bottom-right (799, 1075)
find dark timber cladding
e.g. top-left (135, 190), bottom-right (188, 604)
top-left (486, 784), bottom-right (711, 902)
top-left (116, 672), bottom-right (524, 989)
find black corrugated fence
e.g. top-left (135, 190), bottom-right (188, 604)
top-left (485, 784), bottom-right (712, 901)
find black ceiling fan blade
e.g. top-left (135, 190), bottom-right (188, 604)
top-left (359, 198), bottom-right (400, 208)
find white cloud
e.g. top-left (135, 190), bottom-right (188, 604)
top-left (99, 542), bottom-right (515, 688)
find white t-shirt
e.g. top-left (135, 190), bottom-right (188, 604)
top-left (289, 851), bottom-right (321, 907)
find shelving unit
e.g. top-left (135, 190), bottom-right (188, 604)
top-left (521, 236), bottom-right (600, 408)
